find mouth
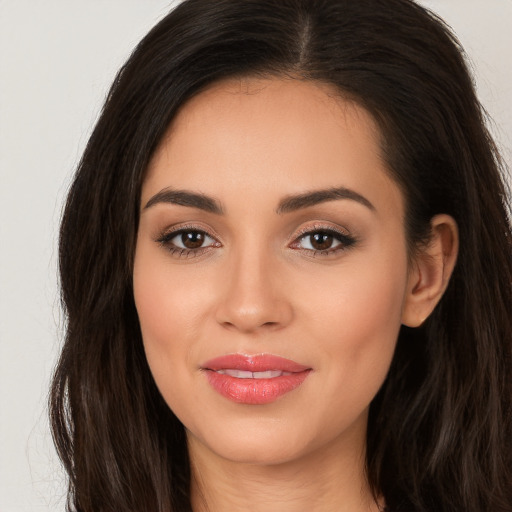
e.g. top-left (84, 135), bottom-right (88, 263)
top-left (215, 369), bottom-right (293, 378)
top-left (201, 354), bottom-right (312, 405)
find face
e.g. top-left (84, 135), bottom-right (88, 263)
top-left (133, 78), bottom-right (411, 466)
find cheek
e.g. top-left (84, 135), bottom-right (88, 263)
top-left (133, 241), bottom-right (202, 386)
top-left (300, 247), bottom-right (408, 405)
top-left (133, 233), bottom-right (215, 338)
top-left (336, 265), bottom-right (405, 346)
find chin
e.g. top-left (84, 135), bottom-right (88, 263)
top-left (184, 404), bottom-right (368, 469)
top-left (186, 412), bottom-right (318, 466)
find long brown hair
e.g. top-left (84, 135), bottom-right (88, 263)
top-left (51, 1), bottom-right (512, 510)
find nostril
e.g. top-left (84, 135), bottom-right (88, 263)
top-left (220, 320), bottom-right (279, 332)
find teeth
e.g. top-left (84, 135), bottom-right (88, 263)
top-left (254, 370), bottom-right (280, 378)
top-left (216, 369), bottom-right (292, 379)
top-left (223, 370), bottom-right (254, 378)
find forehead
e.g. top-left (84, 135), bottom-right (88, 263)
top-left (143, 77), bottom-right (402, 217)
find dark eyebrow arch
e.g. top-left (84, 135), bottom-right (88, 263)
top-left (144, 188), bottom-right (223, 214)
top-left (277, 187), bottom-right (375, 214)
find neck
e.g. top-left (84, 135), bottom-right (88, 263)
top-left (188, 423), bottom-right (381, 512)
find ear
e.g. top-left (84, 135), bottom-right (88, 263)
top-left (401, 214), bottom-right (459, 327)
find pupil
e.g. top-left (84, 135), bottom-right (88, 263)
top-left (311, 232), bottom-right (333, 250)
top-left (182, 231), bottom-right (204, 249)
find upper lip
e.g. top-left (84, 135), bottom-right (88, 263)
top-left (202, 353), bottom-right (310, 373)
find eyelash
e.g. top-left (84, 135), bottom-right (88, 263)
top-left (156, 224), bottom-right (357, 259)
top-left (290, 224), bottom-right (357, 257)
top-left (156, 224), bottom-right (221, 259)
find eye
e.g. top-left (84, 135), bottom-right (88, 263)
top-left (300, 231), bottom-right (341, 251)
top-left (157, 227), bottom-right (220, 257)
top-left (291, 227), bottom-right (356, 255)
top-left (172, 230), bottom-right (215, 249)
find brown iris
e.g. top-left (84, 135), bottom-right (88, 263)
top-left (310, 232), bottom-right (334, 250)
top-left (181, 231), bottom-right (205, 249)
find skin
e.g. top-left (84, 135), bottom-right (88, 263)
top-left (133, 78), bottom-right (458, 512)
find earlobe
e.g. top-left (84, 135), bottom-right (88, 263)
top-left (401, 214), bottom-right (459, 327)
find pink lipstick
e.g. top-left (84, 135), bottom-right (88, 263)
top-left (201, 354), bottom-right (311, 405)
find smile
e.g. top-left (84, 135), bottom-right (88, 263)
top-left (202, 354), bottom-right (311, 405)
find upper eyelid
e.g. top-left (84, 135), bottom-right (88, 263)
top-left (155, 221), bottom-right (355, 246)
top-left (156, 222), bottom-right (221, 242)
top-left (292, 222), bottom-right (351, 239)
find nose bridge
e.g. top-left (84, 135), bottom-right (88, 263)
top-left (216, 238), bottom-right (292, 332)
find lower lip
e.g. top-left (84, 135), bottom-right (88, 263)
top-left (204, 370), bottom-right (311, 405)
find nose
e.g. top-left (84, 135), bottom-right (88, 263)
top-left (215, 249), bottom-right (293, 333)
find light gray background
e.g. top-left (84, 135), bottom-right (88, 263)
top-left (1, 1), bottom-right (510, 511)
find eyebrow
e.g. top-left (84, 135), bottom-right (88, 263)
top-left (144, 188), bottom-right (224, 214)
top-left (143, 185), bottom-right (375, 215)
top-left (276, 187), bottom-right (375, 214)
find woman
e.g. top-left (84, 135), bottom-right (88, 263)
top-left (50, 0), bottom-right (512, 510)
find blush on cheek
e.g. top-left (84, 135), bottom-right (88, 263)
top-left (324, 277), bottom-right (404, 378)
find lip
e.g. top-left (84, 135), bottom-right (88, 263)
top-left (201, 354), bottom-right (312, 405)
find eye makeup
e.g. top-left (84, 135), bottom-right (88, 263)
top-left (156, 223), bottom-right (221, 259)
top-left (154, 220), bottom-right (358, 260)
top-left (289, 222), bottom-right (358, 258)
